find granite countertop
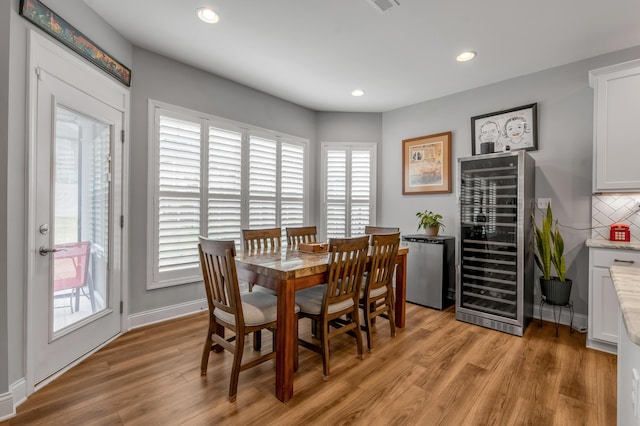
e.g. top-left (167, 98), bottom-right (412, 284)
top-left (609, 266), bottom-right (640, 345)
top-left (586, 239), bottom-right (640, 251)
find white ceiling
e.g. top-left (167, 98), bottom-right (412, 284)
top-left (84, 0), bottom-right (640, 112)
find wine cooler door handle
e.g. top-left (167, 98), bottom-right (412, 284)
top-left (614, 259), bottom-right (635, 264)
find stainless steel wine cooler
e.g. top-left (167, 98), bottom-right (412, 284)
top-left (456, 150), bottom-right (535, 336)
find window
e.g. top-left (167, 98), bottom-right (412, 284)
top-left (149, 101), bottom-right (307, 289)
top-left (321, 143), bottom-right (376, 239)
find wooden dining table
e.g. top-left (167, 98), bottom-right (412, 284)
top-left (234, 244), bottom-right (408, 402)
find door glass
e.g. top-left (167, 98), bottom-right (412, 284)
top-left (52, 106), bottom-right (110, 334)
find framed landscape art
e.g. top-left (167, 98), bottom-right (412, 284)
top-left (402, 131), bottom-right (452, 195)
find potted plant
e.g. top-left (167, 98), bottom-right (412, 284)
top-left (416, 210), bottom-right (445, 237)
top-left (531, 204), bottom-right (572, 305)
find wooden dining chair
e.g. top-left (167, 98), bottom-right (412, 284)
top-left (295, 235), bottom-right (369, 381)
top-left (241, 227), bottom-right (281, 296)
top-left (359, 232), bottom-right (400, 352)
top-left (364, 226), bottom-right (400, 235)
top-left (199, 237), bottom-right (291, 402)
top-left (286, 225), bottom-right (317, 247)
top-left (241, 228), bottom-right (281, 251)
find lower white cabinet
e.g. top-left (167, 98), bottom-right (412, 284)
top-left (588, 248), bottom-right (640, 353)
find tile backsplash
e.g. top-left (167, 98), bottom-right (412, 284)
top-left (592, 194), bottom-right (640, 241)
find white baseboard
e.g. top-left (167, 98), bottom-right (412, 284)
top-left (535, 303), bottom-right (588, 333)
top-left (0, 378), bottom-right (26, 422)
top-left (128, 298), bottom-right (208, 330)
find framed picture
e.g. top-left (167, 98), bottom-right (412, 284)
top-left (402, 131), bottom-right (452, 195)
top-left (471, 103), bottom-right (537, 155)
top-left (19, 0), bottom-right (132, 87)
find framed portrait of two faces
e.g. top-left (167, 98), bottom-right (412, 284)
top-left (471, 103), bottom-right (538, 155)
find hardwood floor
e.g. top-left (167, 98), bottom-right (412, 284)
top-left (3, 304), bottom-right (616, 425)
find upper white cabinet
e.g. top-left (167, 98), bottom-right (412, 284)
top-left (590, 59), bottom-right (640, 192)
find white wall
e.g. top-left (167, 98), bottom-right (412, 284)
top-left (127, 47), bottom-right (318, 314)
top-left (0, 0), bottom-right (11, 396)
top-left (380, 46), bottom-right (640, 316)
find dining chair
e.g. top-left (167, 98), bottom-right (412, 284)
top-left (295, 235), bottom-right (369, 381)
top-left (285, 225), bottom-right (317, 248)
top-left (53, 241), bottom-right (96, 313)
top-left (364, 226), bottom-right (400, 235)
top-left (241, 228), bottom-right (281, 251)
top-left (198, 237), bottom-right (295, 402)
top-left (359, 232), bottom-right (400, 352)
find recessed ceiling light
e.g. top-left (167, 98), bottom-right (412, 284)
top-left (197, 7), bottom-right (220, 24)
top-left (352, 89), bottom-right (365, 97)
top-left (456, 51), bottom-right (476, 62)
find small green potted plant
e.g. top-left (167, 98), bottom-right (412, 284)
top-left (531, 204), bottom-right (572, 305)
top-left (416, 210), bottom-right (445, 237)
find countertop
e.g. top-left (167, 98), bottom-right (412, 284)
top-left (609, 266), bottom-right (640, 345)
top-left (586, 239), bottom-right (640, 251)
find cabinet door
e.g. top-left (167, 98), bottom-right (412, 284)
top-left (591, 266), bottom-right (620, 343)
top-left (592, 64), bottom-right (640, 191)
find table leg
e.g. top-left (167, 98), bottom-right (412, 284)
top-left (275, 279), bottom-right (296, 402)
top-left (394, 253), bottom-right (407, 328)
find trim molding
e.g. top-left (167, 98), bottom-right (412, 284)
top-left (0, 378), bottom-right (26, 422)
top-left (128, 299), bottom-right (208, 330)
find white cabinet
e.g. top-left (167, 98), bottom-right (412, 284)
top-left (590, 59), bottom-right (640, 192)
top-left (588, 248), bottom-right (640, 353)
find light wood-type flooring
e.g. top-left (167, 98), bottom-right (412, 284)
top-left (2, 304), bottom-right (616, 425)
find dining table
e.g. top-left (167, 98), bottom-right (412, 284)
top-left (234, 244), bottom-right (409, 402)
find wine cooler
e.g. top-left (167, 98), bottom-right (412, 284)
top-left (456, 150), bottom-right (535, 336)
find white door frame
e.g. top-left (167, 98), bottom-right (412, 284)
top-left (25, 30), bottom-right (130, 394)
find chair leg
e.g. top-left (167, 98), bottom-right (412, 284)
top-left (387, 298), bottom-right (396, 338)
top-left (201, 329), bottom-right (214, 375)
top-left (74, 288), bottom-right (81, 312)
top-left (321, 320), bottom-right (330, 381)
top-left (364, 304), bottom-right (374, 353)
top-left (229, 329), bottom-right (245, 402)
top-left (354, 311), bottom-right (364, 360)
top-left (253, 330), bottom-right (262, 351)
top-left (311, 319), bottom-right (318, 338)
top-left (213, 323), bottom-right (225, 353)
top-left (294, 315), bottom-right (299, 372)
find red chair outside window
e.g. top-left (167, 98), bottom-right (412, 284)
top-left (53, 241), bottom-right (96, 313)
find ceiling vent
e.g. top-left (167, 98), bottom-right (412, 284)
top-left (366, 0), bottom-right (400, 14)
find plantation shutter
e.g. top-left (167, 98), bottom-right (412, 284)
top-left (249, 135), bottom-right (277, 228)
top-left (156, 114), bottom-right (201, 283)
top-left (208, 126), bottom-right (242, 245)
top-left (350, 149), bottom-right (372, 236)
top-left (322, 143), bottom-right (376, 239)
top-left (281, 142), bottom-right (305, 235)
top-left (326, 149), bottom-right (347, 238)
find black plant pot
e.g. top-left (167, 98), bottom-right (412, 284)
top-left (540, 277), bottom-right (572, 305)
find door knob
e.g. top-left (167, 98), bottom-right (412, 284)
top-left (39, 246), bottom-right (66, 256)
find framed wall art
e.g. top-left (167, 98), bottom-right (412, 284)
top-left (471, 103), bottom-right (537, 155)
top-left (19, 0), bottom-right (132, 87)
top-left (402, 131), bottom-right (452, 195)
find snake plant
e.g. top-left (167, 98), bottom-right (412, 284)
top-left (531, 204), bottom-right (566, 282)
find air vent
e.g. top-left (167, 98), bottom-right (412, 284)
top-left (366, 0), bottom-right (400, 14)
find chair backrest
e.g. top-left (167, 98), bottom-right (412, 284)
top-left (364, 232), bottom-right (401, 296)
top-left (241, 228), bottom-right (281, 251)
top-left (286, 226), bottom-right (317, 247)
top-left (323, 236), bottom-right (370, 311)
top-left (198, 238), bottom-right (242, 323)
top-left (364, 226), bottom-right (400, 235)
top-left (53, 241), bottom-right (91, 292)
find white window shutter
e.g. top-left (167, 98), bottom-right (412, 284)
top-left (326, 150), bottom-right (347, 238)
top-left (208, 126), bottom-right (242, 245)
top-left (157, 115), bottom-right (201, 276)
top-left (249, 136), bottom-right (277, 228)
top-left (350, 150), bottom-right (371, 236)
top-left (281, 142), bottom-right (305, 230)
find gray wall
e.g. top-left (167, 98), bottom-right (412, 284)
top-left (0, 0), bottom-right (10, 395)
top-left (380, 46), bottom-right (640, 316)
top-left (4, 0), bottom-right (132, 388)
top-left (128, 47), bottom-right (317, 313)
